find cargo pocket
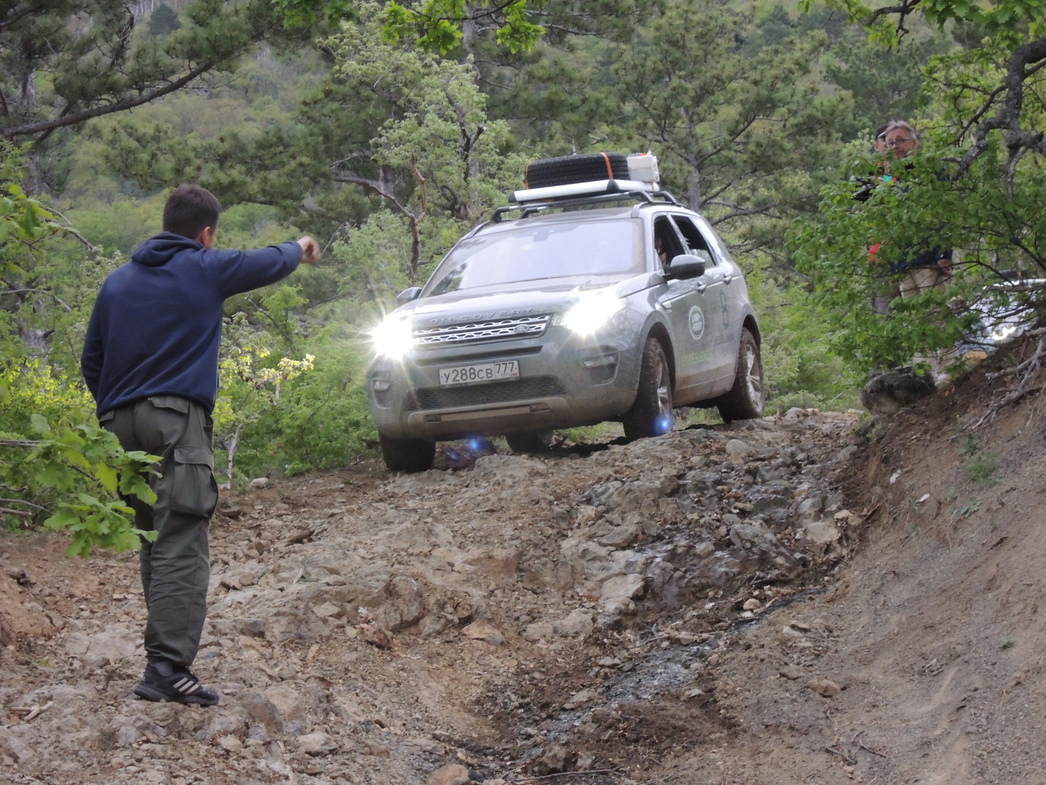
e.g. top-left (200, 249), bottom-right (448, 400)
top-left (169, 446), bottom-right (219, 518)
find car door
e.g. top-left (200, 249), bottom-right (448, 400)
top-left (652, 214), bottom-right (722, 400)
top-left (668, 214), bottom-right (739, 382)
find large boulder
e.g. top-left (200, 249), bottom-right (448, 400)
top-left (859, 367), bottom-right (935, 415)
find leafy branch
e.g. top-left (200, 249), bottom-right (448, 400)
top-left (2, 414), bottom-right (159, 557)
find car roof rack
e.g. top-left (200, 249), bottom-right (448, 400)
top-left (490, 179), bottom-right (681, 222)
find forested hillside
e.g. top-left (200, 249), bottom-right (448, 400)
top-left (2, 0), bottom-right (1045, 551)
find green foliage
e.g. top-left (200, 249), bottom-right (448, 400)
top-left (213, 312), bottom-right (316, 486)
top-left (0, 147), bottom-right (60, 274)
top-left (62, 199), bottom-right (160, 257)
top-left (806, 0), bottom-right (1046, 48)
top-left (382, 0), bottom-right (545, 53)
top-left (272, 0), bottom-right (358, 30)
top-left (326, 210), bottom-right (417, 310)
top-left (16, 0), bottom-right (1046, 508)
top-left (744, 259), bottom-right (861, 410)
top-left (794, 1), bottom-right (1046, 373)
top-left (326, 4), bottom-right (528, 226)
top-left (148, 4), bottom-right (183, 37)
top-left (794, 134), bottom-right (999, 372)
top-left (216, 335), bottom-right (376, 482)
top-left (0, 0), bottom-right (332, 202)
top-left (820, 30), bottom-right (951, 138)
top-left (606, 0), bottom-right (845, 257)
top-left (0, 367), bottom-right (158, 557)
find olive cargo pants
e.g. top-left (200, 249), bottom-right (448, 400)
top-left (101, 396), bottom-right (218, 667)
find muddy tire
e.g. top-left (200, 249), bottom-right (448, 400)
top-left (378, 433), bottom-right (435, 473)
top-left (623, 338), bottom-right (673, 441)
top-left (505, 430), bottom-right (554, 454)
top-left (716, 328), bottom-right (764, 422)
top-left (524, 153), bottom-right (630, 189)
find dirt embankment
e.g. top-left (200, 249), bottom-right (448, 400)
top-left (3, 337), bottom-right (1046, 785)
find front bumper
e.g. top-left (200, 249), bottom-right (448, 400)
top-left (367, 326), bottom-right (641, 440)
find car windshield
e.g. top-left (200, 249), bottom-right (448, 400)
top-left (423, 218), bottom-right (644, 296)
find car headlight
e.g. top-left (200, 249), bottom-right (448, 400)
top-left (370, 316), bottom-right (414, 359)
top-left (558, 292), bottom-right (626, 336)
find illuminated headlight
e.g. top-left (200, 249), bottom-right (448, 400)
top-left (370, 316), bottom-right (415, 359)
top-left (557, 293), bottom-right (625, 336)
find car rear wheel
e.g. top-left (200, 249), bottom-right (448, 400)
top-left (378, 433), bottom-right (435, 473)
top-left (716, 328), bottom-right (764, 422)
top-left (524, 153), bottom-right (630, 189)
top-left (505, 429), bottom-right (554, 454)
top-left (623, 338), bottom-right (673, 441)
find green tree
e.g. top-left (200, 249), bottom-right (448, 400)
top-left (382, 0), bottom-right (544, 53)
top-left (821, 30), bottom-right (949, 137)
top-left (0, 0), bottom-right (329, 192)
top-left (1, 0), bottom-right (547, 193)
top-left (147, 3), bottom-right (182, 37)
top-left (323, 4), bottom-right (527, 284)
top-left (104, 2), bottom-right (526, 295)
top-left (609, 0), bottom-right (845, 257)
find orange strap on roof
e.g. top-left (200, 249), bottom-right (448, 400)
top-left (600, 152), bottom-right (613, 179)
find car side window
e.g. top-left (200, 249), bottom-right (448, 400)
top-left (671, 216), bottom-right (717, 266)
top-left (653, 216), bottom-right (686, 270)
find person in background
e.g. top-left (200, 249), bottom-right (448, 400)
top-left (81, 184), bottom-right (320, 705)
top-left (879, 120), bottom-right (956, 383)
top-left (856, 122), bottom-right (900, 314)
top-left (880, 121), bottom-right (953, 300)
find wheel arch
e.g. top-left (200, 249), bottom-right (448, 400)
top-left (742, 314), bottom-right (761, 346)
top-left (645, 321), bottom-right (676, 389)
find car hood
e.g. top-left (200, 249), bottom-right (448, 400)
top-left (400, 274), bottom-right (658, 326)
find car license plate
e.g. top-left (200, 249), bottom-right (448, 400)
top-left (439, 360), bottom-right (519, 386)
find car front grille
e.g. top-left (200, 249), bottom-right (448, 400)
top-left (415, 376), bottom-right (565, 411)
top-left (415, 314), bottom-right (551, 346)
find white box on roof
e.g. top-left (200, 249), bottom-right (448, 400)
top-left (627, 152), bottom-right (660, 185)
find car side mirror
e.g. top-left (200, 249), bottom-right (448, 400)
top-left (396, 286), bottom-right (423, 305)
top-left (667, 253), bottom-right (707, 280)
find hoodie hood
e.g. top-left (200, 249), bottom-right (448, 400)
top-left (131, 232), bottom-right (202, 268)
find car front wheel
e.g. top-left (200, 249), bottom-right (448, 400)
top-left (378, 433), bottom-right (435, 473)
top-left (716, 328), bottom-right (764, 422)
top-left (623, 337), bottom-right (673, 441)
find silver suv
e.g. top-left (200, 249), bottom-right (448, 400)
top-left (367, 166), bottom-right (764, 471)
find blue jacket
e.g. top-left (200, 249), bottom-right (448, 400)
top-left (81, 232), bottom-right (303, 416)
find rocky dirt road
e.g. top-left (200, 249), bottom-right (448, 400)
top-left (2, 410), bottom-right (864, 784)
top-left (6, 370), bottom-right (1046, 785)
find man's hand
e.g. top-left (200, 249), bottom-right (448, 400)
top-left (297, 237), bottom-right (321, 265)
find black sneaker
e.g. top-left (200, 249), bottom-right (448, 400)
top-left (133, 661), bottom-right (220, 706)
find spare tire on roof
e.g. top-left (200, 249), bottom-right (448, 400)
top-left (524, 153), bottom-right (630, 189)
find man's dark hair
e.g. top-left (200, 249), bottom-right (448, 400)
top-left (162, 184), bottom-right (222, 240)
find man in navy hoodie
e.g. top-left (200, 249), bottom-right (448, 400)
top-left (81, 184), bottom-right (319, 705)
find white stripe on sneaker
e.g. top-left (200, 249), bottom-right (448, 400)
top-left (173, 677), bottom-right (199, 694)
